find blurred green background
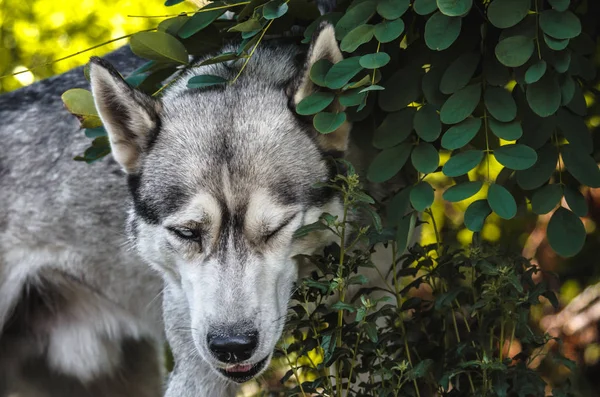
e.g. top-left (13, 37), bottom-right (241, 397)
top-left (2, 0), bottom-right (600, 393)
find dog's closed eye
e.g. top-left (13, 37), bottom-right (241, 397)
top-left (264, 214), bottom-right (297, 242)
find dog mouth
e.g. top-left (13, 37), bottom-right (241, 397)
top-left (217, 356), bottom-right (269, 383)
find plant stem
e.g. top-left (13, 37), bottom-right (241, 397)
top-left (231, 19), bottom-right (274, 84)
top-left (127, 2), bottom-right (250, 18)
top-left (345, 330), bottom-right (363, 396)
top-left (335, 200), bottom-right (350, 397)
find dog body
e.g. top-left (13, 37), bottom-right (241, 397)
top-left (0, 23), bottom-right (397, 396)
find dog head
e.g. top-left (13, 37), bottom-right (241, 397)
top-left (89, 24), bottom-right (347, 382)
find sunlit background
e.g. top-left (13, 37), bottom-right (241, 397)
top-left (2, 0), bottom-right (600, 393)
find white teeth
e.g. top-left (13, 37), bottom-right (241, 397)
top-left (225, 364), bottom-right (253, 373)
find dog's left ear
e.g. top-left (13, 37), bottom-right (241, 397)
top-left (290, 22), bottom-right (350, 152)
top-left (88, 57), bottom-right (161, 174)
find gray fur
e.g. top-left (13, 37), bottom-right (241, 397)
top-left (0, 22), bottom-right (402, 397)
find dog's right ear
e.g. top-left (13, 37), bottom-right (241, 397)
top-left (89, 57), bottom-right (161, 174)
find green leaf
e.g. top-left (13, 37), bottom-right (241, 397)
top-left (396, 212), bottom-right (417, 253)
top-left (379, 67), bottom-right (422, 112)
top-left (309, 59), bottom-right (333, 87)
top-left (187, 74), bottom-right (228, 88)
top-left (363, 321), bottom-right (378, 342)
top-left (178, 3), bottom-right (227, 39)
top-left (564, 186), bottom-right (587, 217)
top-left (293, 220), bottom-right (329, 238)
top-left (410, 181), bottom-right (435, 211)
top-left (373, 17), bottom-right (405, 43)
top-left (561, 144), bottom-right (600, 188)
top-left (441, 117), bottom-right (481, 149)
top-left (84, 126), bottom-right (107, 138)
top-left (437, 0), bottom-right (472, 16)
top-left (339, 89), bottom-right (367, 107)
top-left (61, 88), bottom-right (102, 128)
top-left (325, 57), bottom-right (363, 89)
top-left (367, 143), bottom-right (413, 183)
top-left (494, 144), bottom-right (538, 170)
top-left (158, 15), bottom-right (189, 36)
top-left (464, 200), bottom-right (492, 232)
top-left (488, 183), bottom-right (517, 219)
top-left (360, 52), bottom-right (391, 69)
top-left (263, 1), bottom-right (289, 19)
top-left (414, 0), bottom-right (438, 15)
top-left (531, 184), bottom-right (562, 214)
top-left (440, 52), bottom-right (480, 95)
top-left (411, 143), bottom-right (440, 174)
top-left (440, 83), bottom-right (481, 124)
top-left (377, 0), bottom-right (410, 19)
top-left (560, 75), bottom-right (575, 105)
top-left (548, 0), bottom-right (570, 12)
top-left (422, 66), bottom-right (447, 108)
top-left (414, 104), bottom-right (441, 142)
top-left (165, 0), bottom-right (185, 5)
top-left (515, 143), bottom-right (558, 190)
top-left (547, 207), bottom-right (586, 257)
top-left (552, 50), bottom-right (571, 73)
top-left (489, 119), bottom-right (523, 140)
top-left (539, 10), bottom-right (581, 40)
top-left (388, 187), bottom-right (413, 225)
top-left (485, 86), bottom-right (517, 122)
top-left (335, 1), bottom-right (377, 40)
top-left (229, 18), bottom-right (263, 32)
top-left (199, 52), bottom-right (239, 66)
top-left (495, 35), bottom-right (534, 67)
top-left (525, 60), bottom-right (547, 84)
top-left (296, 92), bottom-right (335, 115)
top-left (484, 54), bottom-right (511, 86)
top-left (373, 108), bottom-right (415, 149)
top-left (526, 74), bottom-right (561, 117)
top-left (340, 24), bottom-right (375, 53)
top-left (130, 31), bottom-right (189, 64)
top-left (442, 150), bottom-right (484, 177)
top-left (487, 0), bottom-right (531, 29)
top-left (443, 181), bottom-right (483, 202)
top-left (425, 11), bottom-right (462, 51)
top-left (544, 35), bottom-right (570, 52)
top-left (556, 107), bottom-right (592, 154)
top-left (313, 112), bottom-right (347, 134)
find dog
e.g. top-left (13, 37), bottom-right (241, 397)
top-left (0, 14), bottom-right (403, 396)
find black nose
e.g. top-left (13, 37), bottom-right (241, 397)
top-left (207, 329), bottom-right (258, 363)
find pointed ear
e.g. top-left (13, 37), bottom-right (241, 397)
top-left (88, 57), bottom-right (161, 174)
top-left (290, 22), bottom-right (350, 153)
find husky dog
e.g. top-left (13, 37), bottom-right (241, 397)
top-left (0, 17), bottom-right (385, 395)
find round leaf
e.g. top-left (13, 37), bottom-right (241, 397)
top-left (310, 59), bottom-right (333, 87)
top-left (515, 143), bottom-right (558, 190)
top-left (544, 34), bottom-right (570, 51)
top-left (442, 150), bottom-right (484, 177)
top-left (360, 53), bottom-right (391, 69)
top-left (130, 31), bottom-right (189, 64)
top-left (396, 212), bottom-right (417, 253)
top-left (525, 60), bottom-right (547, 84)
top-left (440, 84), bottom-right (481, 124)
top-left (531, 184), bottom-right (563, 214)
top-left (367, 143), bottom-right (413, 183)
top-left (441, 117), bottom-right (481, 150)
top-left (564, 186), bottom-right (587, 217)
top-left (340, 24), bottom-right (375, 53)
top-left (296, 92), bottom-right (335, 115)
top-left (494, 144), bottom-right (538, 170)
top-left (547, 207), bottom-right (586, 257)
top-left (263, 1), bottom-right (289, 20)
top-left (379, 67), bottom-right (423, 112)
top-left (339, 89), bottom-right (367, 107)
top-left (548, 0), bottom-right (570, 12)
top-left (464, 200), bottom-right (492, 232)
top-left (374, 18), bottom-right (405, 43)
top-left (414, 104), bottom-right (441, 142)
top-left (561, 144), bottom-right (600, 188)
top-left (539, 10), bottom-right (581, 40)
top-left (410, 182), bottom-right (435, 211)
top-left (440, 52), bottom-right (480, 94)
top-left (425, 11), bottom-right (462, 51)
top-left (325, 57), bottom-right (363, 89)
top-left (335, 1), bottom-right (377, 40)
top-left (61, 88), bottom-right (102, 128)
top-left (313, 112), bottom-right (347, 134)
top-left (414, 0), bottom-right (438, 15)
top-left (443, 181), bottom-right (483, 202)
top-left (373, 108), bottom-right (416, 149)
top-left (377, 0), bottom-right (410, 19)
top-left (526, 74), bottom-right (561, 117)
top-left (556, 107), bottom-right (592, 154)
top-left (187, 74), bottom-right (228, 88)
top-left (485, 86), bottom-right (517, 122)
top-left (488, 0), bottom-right (531, 29)
top-left (495, 35), bottom-right (534, 67)
top-left (178, 4), bottom-right (226, 39)
top-left (437, 0), bottom-right (472, 16)
top-left (411, 143), bottom-right (440, 174)
top-left (488, 183), bottom-right (517, 219)
top-left (489, 119), bottom-right (523, 140)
